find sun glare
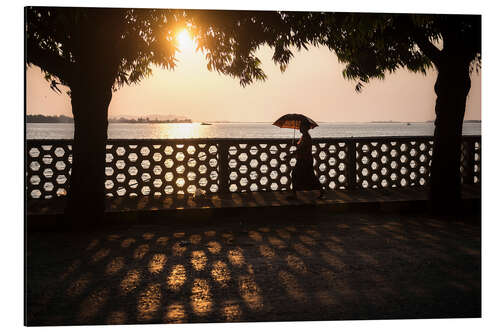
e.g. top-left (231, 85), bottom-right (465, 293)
top-left (176, 29), bottom-right (194, 52)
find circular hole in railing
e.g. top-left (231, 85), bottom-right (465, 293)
top-left (187, 185), bottom-right (196, 194)
top-left (128, 166), bottom-right (138, 176)
top-left (56, 188), bottom-right (67, 197)
top-left (176, 178), bottom-right (185, 188)
top-left (338, 162), bottom-right (345, 171)
top-left (105, 180), bottom-right (114, 189)
top-left (164, 146), bottom-right (173, 155)
top-left (128, 179), bottom-right (138, 189)
top-left (165, 185), bottom-right (174, 194)
top-left (210, 171), bottom-right (218, 180)
top-left (249, 159), bottom-right (258, 169)
top-left (176, 165), bottom-right (185, 175)
top-left (339, 151), bottom-right (346, 159)
top-left (116, 146), bottom-right (126, 156)
top-left (187, 172), bottom-right (196, 181)
top-left (116, 173), bottom-right (126, 183)
top-left (30, 161), bottom-right (40, 171)
top-left (105, 167), bottom-right (114, 176)
top-left (141, 186), bottom-right (151, 195)
top-left (280, 176), bottom-right (288, 185)
top-left (209, 158), bottom-right (218, 168)
top-left (141, 160), bottom-right (151, 169)
top-left (141, 173), bottom-right (151, 182)
top-left (361, 180), bottom-right (368, 188)
top-left (43, 168), bottom-right (53, 178)
top-left (44, 182), bottom-right (54, 192)
top-left (139, 147), bottom-right (150, 157)
top-left (115, 160), bottom-right (125, 170)
top-left (238, 164), bottom-right (248, 175)
top-left (229, 146), bottom-right (237, 156)
top-left (270, 171), bottom-right (278, 180)
top-left (29, 148), bottom-right (40, 158)
top-left (239, 178), bottom-right (248, 186)
top-left (30, 175), bottom-right (40, 185)
top-left (153, 152), bottom-right (162, 162)
top-left (153, 166), bottom-right (162, 175)
top-left (250, 183), bottom-right (258, 191)
top-left (199, 177), bottom-right (208, 186)
top-left (175, 152), bottom-right (185, 162)
top-left (54, 147), bottom-right (65, 157)
top-left (328, 169), bottom-right (336, 177)
top-left (31, 189), bottom-right (41, 198)
top-left (198, 164), bottom-right (207, 174)
top-left (165, 172), bottom-right (174, 182)
top-left (153, 179), bottom-right (163, 188)
top-left (56, 175), bottom-right (67, 184)
top-left (229, 184), bottom-right (237, 192)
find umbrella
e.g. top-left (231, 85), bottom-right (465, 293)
top-left (272, 113), bottom-right (318, 130)
top-left (273, 113), bottom-right (318, 144)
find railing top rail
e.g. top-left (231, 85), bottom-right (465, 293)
top-left (26, 134), bottom-right (481, 145)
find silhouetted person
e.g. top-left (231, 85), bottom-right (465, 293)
top-left (287, 122), bottom-right (324, 199)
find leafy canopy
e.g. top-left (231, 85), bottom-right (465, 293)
top-left (27, 8), bottom-right (481, 94)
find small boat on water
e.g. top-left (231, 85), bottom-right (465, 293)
top-left (201, 122), bottom-right (212, 125)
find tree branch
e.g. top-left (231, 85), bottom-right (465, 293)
top-left (26, 41), bottom-right (73, 86)
top-left (413, 32), bottom-right (442, 65)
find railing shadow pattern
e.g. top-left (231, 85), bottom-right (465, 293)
top-left (26, 212), bottom-right (481, 325)
top-left (26, 136), bottom-right (480, 200)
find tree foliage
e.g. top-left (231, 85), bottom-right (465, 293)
top-left (315, 13), bottom-right (480, 91)
top-left (26, 7), bottom-right (180, 92)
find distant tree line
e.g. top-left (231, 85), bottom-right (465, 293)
top-left (26, 114), bottom-right (73, 123)
top-left (26, 114), bottom-right (192, 123)
top-left (110, 117), bottom-right (192, 123)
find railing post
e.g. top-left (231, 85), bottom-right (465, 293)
top-left (347, 139), bottom-right (357, 190)
top-left (462, 138), bottom-right (474, 185)
top-left (218, 142), bottom-right (230, 193)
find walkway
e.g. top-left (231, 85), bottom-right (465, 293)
top-left (26, 207), bottom-right (481, 325)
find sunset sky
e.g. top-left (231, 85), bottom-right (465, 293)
top-left (26, 28), bottom-right (481, 123)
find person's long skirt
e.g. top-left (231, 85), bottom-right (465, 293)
top-left (291, 159), bottom-right (322, 191)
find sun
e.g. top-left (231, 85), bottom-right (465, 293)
top-left (176, 29), bottom-right (193, 52)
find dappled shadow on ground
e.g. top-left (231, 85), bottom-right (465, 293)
top-left (26, 211), bottom-right (481, 326)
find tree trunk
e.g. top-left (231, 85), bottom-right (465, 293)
top-left (430, 56), bottom-right (471, 215)
top-left (64, 74), bottom-right (113, 226)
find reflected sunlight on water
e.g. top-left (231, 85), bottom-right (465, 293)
top-left (27, 122), bottom-right (481, 139)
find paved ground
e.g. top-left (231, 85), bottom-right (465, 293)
top-left (25, 207), bottom-right (481, 326)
